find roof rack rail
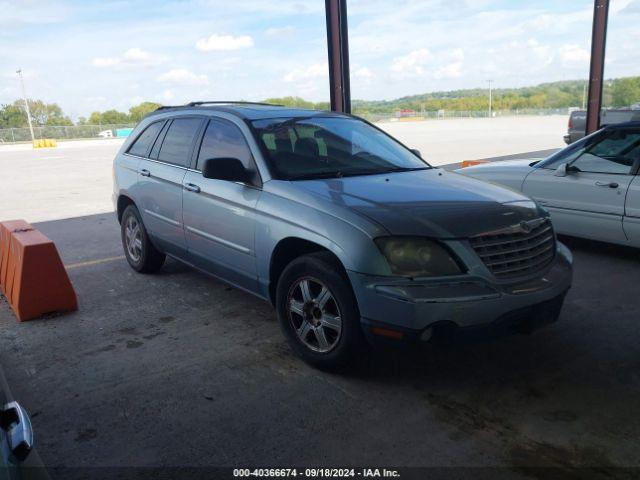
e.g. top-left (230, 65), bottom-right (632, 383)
top-left (186, 101), bottom-right (284, 107)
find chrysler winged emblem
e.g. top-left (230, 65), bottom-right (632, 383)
top-left (520, 221), bottom-right (533, 233)
top-left (519, 218), bottom-right (545, 234)
top-left (476, 218), bottom-right (546, 237)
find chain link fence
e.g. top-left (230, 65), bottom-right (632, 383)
top-left (356, 108), bottom-right (570, 123)
top-left (0, 109), bottom-right (570, 143)
top-left (0, 124), bottom-right (135, 143)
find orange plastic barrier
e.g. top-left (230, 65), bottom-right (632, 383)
top-left (461, 160), bottom-right (489, 168)
top-left (0, 220), bottom-right (32, 295)
top-left (0, 222), bottom-right (77, 321)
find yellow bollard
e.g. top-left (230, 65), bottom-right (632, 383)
top-left (32, 139), bottom-right (57, 148)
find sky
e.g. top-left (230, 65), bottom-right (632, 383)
top-left (1, 0), bottom-right (639, 119)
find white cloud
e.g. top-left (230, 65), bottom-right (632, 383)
top-left (265, 26), bottom-right (296, 37)
top-left (391, 48), bottom-right (464, 79)
top-left (92, 57), bottom-right (120, 68)
top-left (123, 48), bottom-right (150, 62)
top-left (128, 95), bottom-right (145, 105)
top-left (0, 0), bottom-right (71, 26)
top-left (450, 48), bottom-right (465, 62)
top-left (558, 44), bottom-right (590, 65)
top-left (196, 34), bottom-right (254, 52)
top-left (91, 48), bottom-right (164, 69)
top-left (157, 69), bottom-right (209, 86)
top-left (526, 8), bottom-right (592, 34)
top-left (434, 62), bottom-right (463, 79)
top-left (283, 62), bottom-right (327, 82)
top-left (391, 49), bottom-right (432, 74)
top-left (84, 95), bottom-right (108, 106)
top-left (616, 0), bottom-right (638, 14)
top-left (353, 66), bottom-right (373, 79)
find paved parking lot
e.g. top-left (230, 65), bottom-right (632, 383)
top-left (0, 213), bottom-right (639, 477)
top-left (0, 115), bottom-right (567, 223)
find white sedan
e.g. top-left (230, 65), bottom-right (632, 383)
top-left (456, 123), bottom-right (640, 247)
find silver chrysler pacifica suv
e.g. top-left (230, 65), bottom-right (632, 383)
top-left (113, 102), bottom-right (573, 369)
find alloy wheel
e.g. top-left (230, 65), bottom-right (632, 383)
top-left (287, 277), bottom-right (342, 353)
top-left (124, 215), bottom-right (143, 263)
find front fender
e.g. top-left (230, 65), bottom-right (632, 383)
top-left (254, 187), bottom-right (391, 295)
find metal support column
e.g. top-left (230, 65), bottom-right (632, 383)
top-left (325, 0), bottom-right (351, 113)
top-left (586, 0), bottom-right (610, 134)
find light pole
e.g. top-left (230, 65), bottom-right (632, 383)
top-left (16, 69), bottom-right (35, 143)
top-left (488, 79), bottom-right (493, 118)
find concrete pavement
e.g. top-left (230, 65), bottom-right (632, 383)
top-left (0, 213), bottom-right (638, 477)
top-left (0, 116), bottom-right (567, 223)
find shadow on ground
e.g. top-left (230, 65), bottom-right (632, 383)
top-left (0, 213), bottom-right (638, 478)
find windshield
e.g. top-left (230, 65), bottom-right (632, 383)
top-left (251, 116), bottom-right (430, 180)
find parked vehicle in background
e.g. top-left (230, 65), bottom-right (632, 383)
top-left (458, 122), bottom-right (640, 247)
top-left (564, 107), bottom-right (640, 144)
top-left (564, 110), bottom-right (587, 145)
top-left (113, 102), bottom-right (572, 369)
top-left (97, 128), bottom-right (133, 139)
top-left (1, 366), bottom-right (48, 480)
top-left (97, 129), bottom-right (113, 138)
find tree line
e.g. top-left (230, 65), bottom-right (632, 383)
top-left (1, 77), bottom-right (639, 129)
top-left (0, 101), bottom-right (162, 129)
top-left (352, 76), bottom-right (640, 116)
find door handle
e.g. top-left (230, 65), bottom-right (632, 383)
top-left (595, 181), bottom-right (619, 188)
top-left (140, 169), bottom-right (151, 177)
top-left (184, 183), bottom-right (201, 193)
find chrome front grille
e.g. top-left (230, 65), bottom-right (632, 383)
top-left (469, 219), bottom-right (555, 279)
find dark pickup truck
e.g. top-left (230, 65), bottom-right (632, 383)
top-left (565, 107), bottom-right (640, 144)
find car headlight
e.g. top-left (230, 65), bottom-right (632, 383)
top-left (374, 237), bottom-right (463, 277)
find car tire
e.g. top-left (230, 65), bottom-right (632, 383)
top-left (121, 205), bottom-right (165, 273)
top-left (276, 251), bottom-right (367, 370)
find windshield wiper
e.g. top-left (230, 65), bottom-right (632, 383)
top-left (288, 171), bottom-right (345, 180)
top-left (383, 166), bottom-right (430, 173)
top-left (288, 166), bottom-right (429, 181)
top-left (340, 166), bottom-right (429, 177)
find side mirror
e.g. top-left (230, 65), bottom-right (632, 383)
top-left (554, 163), bottom-right (568, 177)
top-left (410, 148), bottom-right (422, 158)
top-left (202, 157), bottom-right (249, 183)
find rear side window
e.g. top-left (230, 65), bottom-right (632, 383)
top-left (196, 118), bottom-right (254, 170)
top-left (158, 118), bottom-right (202, 167)
top-left (127, 121), bottom-right (164, 157)
top-left (149, 121), bottom-right (170, 159)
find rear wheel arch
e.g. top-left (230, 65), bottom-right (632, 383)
top-left (117, 194), bottom-right (136, 223)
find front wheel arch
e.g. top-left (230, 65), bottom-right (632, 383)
top-left (268, 237), bottom-right (351, 306)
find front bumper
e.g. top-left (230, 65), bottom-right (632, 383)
top-left (348, 242), bottom-right (573, 341)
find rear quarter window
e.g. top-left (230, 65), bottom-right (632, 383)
top-left (157, 118), bottom-right (202, 167)
top-left (127, 121), bottom-right (164, 157)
